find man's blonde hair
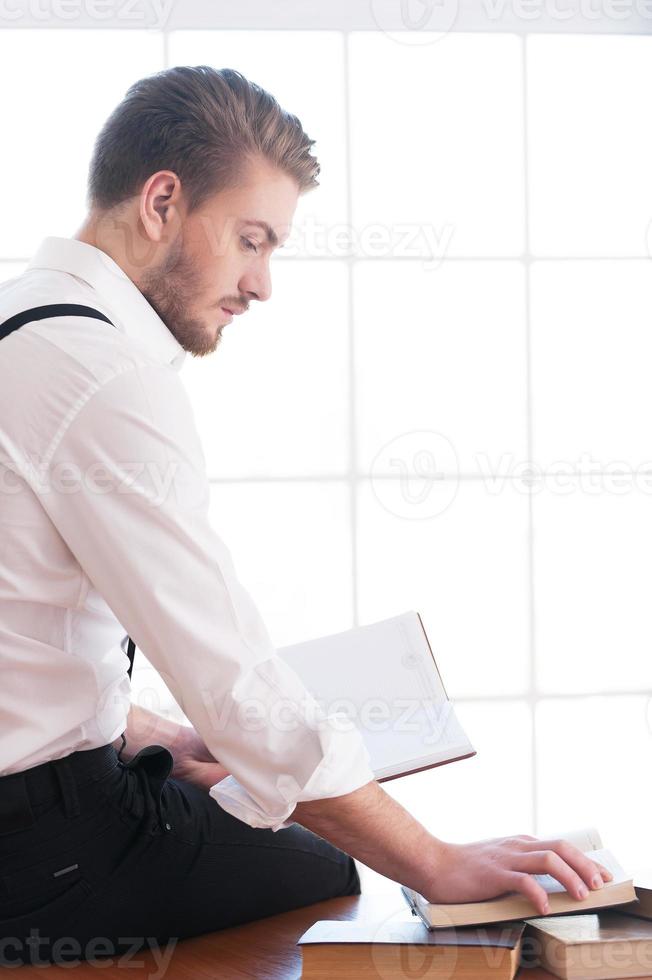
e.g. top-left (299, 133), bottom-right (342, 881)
top-left (87, 64), bottom-right (320, 212)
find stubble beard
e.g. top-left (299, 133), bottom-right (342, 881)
top-left (139, 234), bottom-right (222, 358)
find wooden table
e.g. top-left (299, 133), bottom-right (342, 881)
top-left (14, 892), bottom-right (613, 979)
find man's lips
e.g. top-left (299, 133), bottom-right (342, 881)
top-left (217, 305), bottom-right (247, 329)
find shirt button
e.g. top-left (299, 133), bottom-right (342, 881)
top-left (165, 822), bottom-right (172, 831)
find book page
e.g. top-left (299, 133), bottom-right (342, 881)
top-left (365, 702), bottom-right (471, 770)
top-left (279, 613), bottom-right (447, 707)
top-left (533, 848), bottom-right (629, 894)
top-left (539, 826), bottom-right (603, 852)
top-left (277, 612), bottom-right (474, 774)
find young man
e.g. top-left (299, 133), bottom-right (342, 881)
top-left (0, 65), bottom-right (610, 965)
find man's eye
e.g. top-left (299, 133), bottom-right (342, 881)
top-left (241, 236), bottom-right (258, 253)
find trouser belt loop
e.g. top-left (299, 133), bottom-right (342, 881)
top-left (0, 773), bottom-right (35, 837)
top-left (51, 756), bottom-right (80, 819)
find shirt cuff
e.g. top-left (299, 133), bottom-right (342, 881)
top-left (208, 720), bottom-right (375, 831)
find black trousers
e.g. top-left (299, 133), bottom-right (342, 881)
top-left (0, 743), bottom-right (360, 966)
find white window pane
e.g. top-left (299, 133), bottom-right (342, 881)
top-left (528, 35), bottom-right (652, 257)
top-left (531, 261), bottom-right (652, 470)
top-left (0, 30), bottom-right (163, 257)
top-left (349, 33), bottom-right (524, 258)
top-left (354, 261), bottom-right (527, 475)
top-left (361, 700), bottom-right (533, 894)
top-left (181, 260), bottom-right (349, 477)
top-left (209, 481), bottom-right (352, 646)
top-left (534, 485), bottom-right (652, 694)
top-left (356, 479), bottom-right (530, 698)
top-left (168, 31), bottom-right (347, 258)
top-left (536, 697), bottom-right (652, 875)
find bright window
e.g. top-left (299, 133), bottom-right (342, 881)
top-left (2, 13), bottom-right (650, 895)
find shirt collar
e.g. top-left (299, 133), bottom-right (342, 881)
top-left (26, 236), bottom-right (187, 372)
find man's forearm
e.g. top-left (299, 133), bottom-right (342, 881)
top-left (293, 780), bottom-right (443, 897)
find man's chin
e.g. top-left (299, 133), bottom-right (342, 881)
top-left (189, 324), bottom-right (223, 358)
top-left (162, 314), bottom-right (224, 358)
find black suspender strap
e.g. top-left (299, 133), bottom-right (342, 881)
top-left (0, 302), bottom-right (137, 687)
top-left (126, 637), bottom-right (135, 680)
top-left (0, 303), bottom-right (114, 341)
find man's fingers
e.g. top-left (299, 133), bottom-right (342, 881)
top-left (515, 838), bottom-right (612, 890)
top-left (511, 850), bottom-right (588, 900)
top-left (504, 871), bottom-right (550, 915)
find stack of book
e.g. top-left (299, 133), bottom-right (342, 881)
top-left (298, 836), bottom-right (651, 979)
top-left (522, 905), bottom-right (652, 980)
top-left (519, 872), bottom-right (652, 979)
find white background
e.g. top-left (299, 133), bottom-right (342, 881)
top-left (1, 1), bottom-right (651, 892)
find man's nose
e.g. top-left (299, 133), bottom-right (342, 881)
top-left (240, 264), bottom-right (272, 304)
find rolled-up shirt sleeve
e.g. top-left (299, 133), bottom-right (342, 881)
top-left (30, 360), bottom-right (374, 830)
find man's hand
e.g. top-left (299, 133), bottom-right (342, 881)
top-left (169, 725), bottom-right (230, 791)
top-left (113, 704), bottom-right (230, 791)
top-left (421, 835), bottom-right (614, 913)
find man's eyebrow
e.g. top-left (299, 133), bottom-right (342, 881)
top-left (240, 219), bottom-right (283, 248)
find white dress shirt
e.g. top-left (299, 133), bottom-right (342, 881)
top-left (0, 236), bottom-right (373, 830)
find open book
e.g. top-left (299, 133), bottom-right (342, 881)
top-left (277, 611), bottom-right (475, 782)
top-left (402, 827), bottom-right (636, 929)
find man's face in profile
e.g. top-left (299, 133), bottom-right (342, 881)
top-left (139, 157), bottom-right (299, 357)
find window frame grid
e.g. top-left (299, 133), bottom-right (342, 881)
top-left (2, 22), bottom-right (650, 841)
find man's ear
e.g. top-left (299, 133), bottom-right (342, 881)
top-left (140, 170), bottom-right (184, 242)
